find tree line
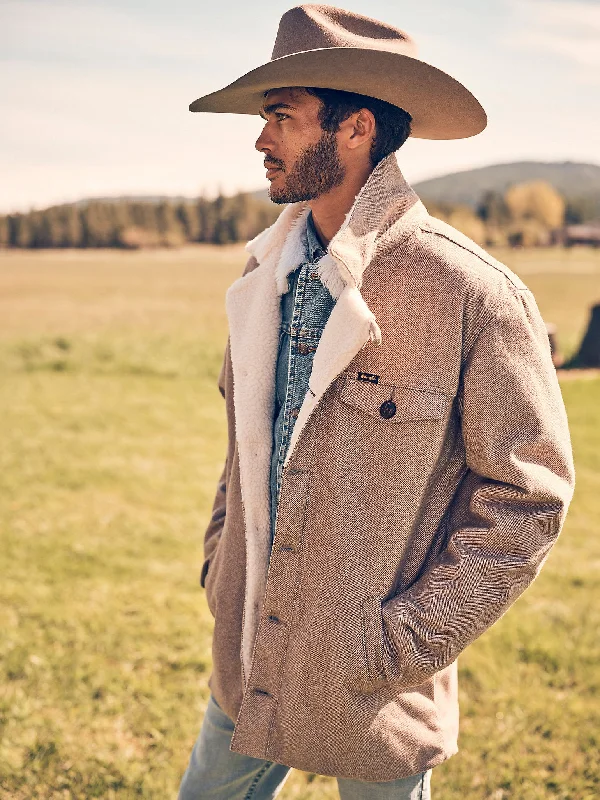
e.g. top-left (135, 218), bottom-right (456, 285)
top-left (0, 193), bottom-right (280, 250)
top-left (0, 181), bottom-right (598, 250)
top-left (426, 180), bottom-right (599, 248)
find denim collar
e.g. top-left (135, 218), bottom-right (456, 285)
top-left (305, 210), bottom-right (326, 263)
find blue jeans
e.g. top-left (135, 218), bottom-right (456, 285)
top-left (178, 694), bottom-right (433, 799)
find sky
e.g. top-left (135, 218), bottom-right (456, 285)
top-left (1, 0), bottom-right (599, 213)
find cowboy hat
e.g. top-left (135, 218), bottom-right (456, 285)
top-left (189, 4), bottom-right (487, 140)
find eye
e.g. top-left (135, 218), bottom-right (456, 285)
top-left (275, 112), bottom-right (289, 121)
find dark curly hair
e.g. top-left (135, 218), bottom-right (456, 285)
top-left (303, 87), bottom-right (412, 167)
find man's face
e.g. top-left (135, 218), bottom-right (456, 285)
top-left (255, 87), bottom-right (346, 204)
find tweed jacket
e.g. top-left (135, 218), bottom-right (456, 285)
top-left (200, 153), bottom-right (575, 781)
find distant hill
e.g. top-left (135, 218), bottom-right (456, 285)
top-left (251, 189), bottom-right (271, 204)
top-left (413, 161), bottom-right (600, 208)
top-left (251, 161), bottom-right (600, 212)
top-left (72, 194), bottom-right (196, 207)
top-left (14, 160), bottom-right (600, 216)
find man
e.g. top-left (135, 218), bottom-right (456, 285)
top-left (179, 5), bottom-right (575, 799)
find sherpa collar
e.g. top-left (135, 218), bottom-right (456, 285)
top-left (245, 152), bottom-right (426, 302)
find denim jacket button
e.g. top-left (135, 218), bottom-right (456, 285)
top-left (290, 407), bottom-right (300, 419)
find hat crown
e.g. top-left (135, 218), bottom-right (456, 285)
top-left (271, 4), bottom-right (419, 61)
top-left (189, 3), bottom-right (487, 141)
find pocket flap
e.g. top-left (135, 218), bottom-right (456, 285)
top-left (339, 373), bottom-right (449, 422)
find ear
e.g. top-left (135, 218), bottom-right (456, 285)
top-left (344, 108), bottom-right (376, 152)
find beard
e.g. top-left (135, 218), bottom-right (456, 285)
top-left (268, 130), bottom-right (346, 204)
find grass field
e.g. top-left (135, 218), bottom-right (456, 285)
top-left (1, 245), bottom-right (599, 799)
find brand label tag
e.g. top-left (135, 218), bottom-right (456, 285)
top-left (357, 371), bottom-right (380, 384)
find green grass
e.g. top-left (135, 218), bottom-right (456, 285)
top-left (0, 245), bottom-right (599, 799)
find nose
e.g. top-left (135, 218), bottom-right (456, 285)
top-left (255, 120), bottom-right (275, 153)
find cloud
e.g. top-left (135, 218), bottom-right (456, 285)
top-left (0, 0), bottom-right (222, 66)
top-left (0, 56), bottom-right (267, 212)
top-left (0, 1), bottom-right (270, 211)
top-left (506, 1), bottom-right (600, 76)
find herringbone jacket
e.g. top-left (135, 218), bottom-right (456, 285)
top-left (200, 153), bottom-right (575, 781)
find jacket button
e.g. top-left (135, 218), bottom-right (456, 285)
top-left (379, 400), bottom-right (397, 419)
top-left (297, 342), bottom-right (318, 355)
top-left (290, 407), bottom-right (300, 418)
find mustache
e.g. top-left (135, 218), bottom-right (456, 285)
top-left (264, 158), bottom-right (284, 170)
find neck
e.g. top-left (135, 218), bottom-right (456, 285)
top-left (308, 160), bottom-right (374, 247)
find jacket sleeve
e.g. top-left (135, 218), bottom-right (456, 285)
top-left (199, 337), bottom-right (230, 589)
top-left (380, 281), bottom-right (576, 688)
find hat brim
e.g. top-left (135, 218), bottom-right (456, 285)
top-left (189, 48), bottom-right (487, 140)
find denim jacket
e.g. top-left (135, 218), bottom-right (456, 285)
top-left (269, 211), bottom-right (335, 547)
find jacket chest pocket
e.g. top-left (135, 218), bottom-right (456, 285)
top-left (327, 371), bottom-right (453, 489)
top-left (338, 372), bottom-right (449, 423)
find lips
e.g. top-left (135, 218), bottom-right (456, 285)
top-left (264, 160), bottom-right (283, 178)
